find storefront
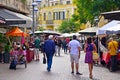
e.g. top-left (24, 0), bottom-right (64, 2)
top-left (0, 8), bottom-right (32, 28)
top-left (0, 8), bottom-right (32, 63)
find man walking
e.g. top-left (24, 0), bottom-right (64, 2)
top-left (44, 35), bottom-right (55, 72)
top-left (68, 35), bottom-right (82, 75)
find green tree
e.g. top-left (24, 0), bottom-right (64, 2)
top-left (73, 0), bottom-right (120, 25)
top-left (58, 20), bottom-right (79, 33)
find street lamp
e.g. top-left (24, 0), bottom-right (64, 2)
top-left (34, 7), bottom-right (38, 31)
top-left (94, 16), bottom-right (99, 27)
top-left (32, 0), bottom-right (41, 38)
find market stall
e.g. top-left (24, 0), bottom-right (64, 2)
top-left (97, 20), bottom-right (120, 71)
top-left (5, 27), bottom-right (34, 63)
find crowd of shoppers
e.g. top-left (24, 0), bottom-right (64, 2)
top-left (7, 34), bottom-right (120, 79)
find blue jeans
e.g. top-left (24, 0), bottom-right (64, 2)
top-left (63, 46), bottom-right (67, 53)
top-left (46, 53), bottom-right (54, 70)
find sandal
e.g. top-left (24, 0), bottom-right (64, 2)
top-left (89, 74), bottom-right (93, 79)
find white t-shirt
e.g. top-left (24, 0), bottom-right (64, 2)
top-left (68, 40), bottom-right (81, 55)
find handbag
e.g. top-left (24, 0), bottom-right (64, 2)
top-left (43, 56), bottom-right (46, 64)
top-left (92, 51), bottom-right (99, 60)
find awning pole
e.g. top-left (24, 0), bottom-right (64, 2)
top-left (7, 36), bottom-right (12, 47)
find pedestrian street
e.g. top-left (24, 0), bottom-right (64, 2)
top-left (0, 51), bottom-right (120, 80)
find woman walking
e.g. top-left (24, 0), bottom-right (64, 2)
top-left (84, 37), bottom-right (97, 79)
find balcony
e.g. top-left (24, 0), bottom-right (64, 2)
top-left (46, 20), bottom-right (54, 25)
top-left (64, 18), bottom-right (70, 21)
top-left (0, 0), bottom-right (29, 14)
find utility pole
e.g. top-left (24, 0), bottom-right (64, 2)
top-left (32, 0), bottom-right (35, 38)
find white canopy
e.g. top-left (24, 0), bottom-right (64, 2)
top-left (34, 31), bottom-right (42, 34)
top-left (97, 20), bottom-right (120, 35)
top-left (34, 30), bottom-right (61, 35)
top-left (61, 33), bottom-right (70, 37)
top-left (106, 23), bottom-right (120, 34)
top-left (61, 33), bottom-right (81, 37)
top-left (70, 33), bottom-right (81, 36)
top-left (79, 27), bottom-right (99, 35)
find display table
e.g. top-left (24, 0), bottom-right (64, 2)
top-left (26, 49), bottom-right (34, 63)
top-left (102, 53), bottom-right (120, 64)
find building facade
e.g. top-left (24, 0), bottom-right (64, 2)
top-left (0, 0), bottom-right (29, 14)
top-left (0, 0), bottom-right (32, 29)
top-left (38, 0), bottom-right (76, 31)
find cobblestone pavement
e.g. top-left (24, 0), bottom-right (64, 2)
top-left (0, 51), bottom-right (120, 80)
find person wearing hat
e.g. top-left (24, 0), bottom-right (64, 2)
top-left (108, 37), bottom-right (118, 72)
top-left (44, 35), bottom-right (55, 72)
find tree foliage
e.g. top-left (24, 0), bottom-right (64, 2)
top-left (58, 20), bottom-right (79, 33)
top-left (73, 0), bottom-right (120, 25)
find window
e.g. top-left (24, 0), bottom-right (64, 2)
top-left (54, 11), bottom-right (65, 20)
top-left (48, 12), bottom-right (52, 20)
top-left (53, 12), bottom-right (55, 20)
top-left (66, 1), bottom-right (70, 4)
top-left (56, 12), bottom-right (59, 20)
top-left (52, 2), bottom-right (54, 6)
top-left (60, 12), bottom-right (65, 20)
top-left (55, 3), bottom-right (58, 5)
top-left (44, 13), bottom-right (46, 20)
top-left (43, 5), bottom-right (46, 7)
top-left (54, 12), bottom-right (59, 20)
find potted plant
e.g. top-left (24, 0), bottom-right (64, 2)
top-left (3, 42), bottom-right (11, 63)
top-left (0, 33), bottom-right (11, 63)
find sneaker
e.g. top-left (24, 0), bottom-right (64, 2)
top-left (76, 72), bottom-right (82, 75)
top-left (71, 71), bottom-right (74, 74)
top-left (47, 68), bottom-right (51, 72)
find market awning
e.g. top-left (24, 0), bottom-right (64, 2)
top-left (0, 8), bottom-right (32, 27)
top-left (79, 27), bottom-right (99, 35)
top-left (101, 10), bottom-right (120, 20)
top-left (96, 20), bottom-right (120, 35)
top-left (0, 16), bottom-right (6, 24)
top-left (34, 30), bottom-right (61, 35)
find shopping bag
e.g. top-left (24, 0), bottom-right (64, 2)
top-left (43, 56), bottom-right (46, 64)
top-left (93, 51), bottom-right (99, 60)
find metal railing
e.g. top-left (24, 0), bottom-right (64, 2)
top-left (0, 0), bottom-right (29, 13)
top-left (46, 20), bottom-right (54, 24)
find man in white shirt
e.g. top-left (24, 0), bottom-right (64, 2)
top-left (68, 35), bottom-right (82, 75)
